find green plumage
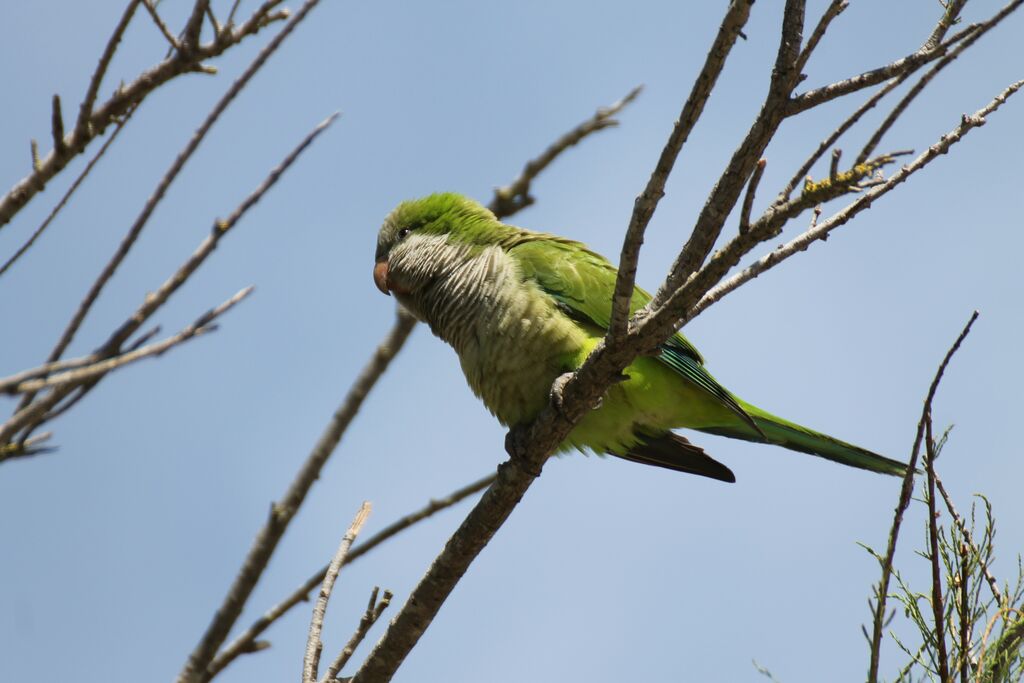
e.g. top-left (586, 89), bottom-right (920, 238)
top-left (374, 193), bottom-right (906, 482)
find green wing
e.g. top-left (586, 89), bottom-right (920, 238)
top-left (509, 236), bottom-right (759, 433)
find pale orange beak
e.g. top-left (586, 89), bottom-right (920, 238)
top-left (373, 259), bottom-right (390, 295)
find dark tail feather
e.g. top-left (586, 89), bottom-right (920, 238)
top-left (615, 433), bottom-right (735, 483)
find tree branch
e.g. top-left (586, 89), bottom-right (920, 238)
top-left (866, 311), bottom-right (979, 683)
top-left (0, 112), bottom-right (131, 279)
top-left (689, 80), bottom-right (1022, 318)
top-left (487, 85), bottom-right (642, 219)
top-left (174, 306), bottom-right (414, 683)
top-left (1, 112), bottom-right (339, 447)
top-left (320, 587), bottom-right (393, 683)
top-left (856, 0), bottom-right (1023, 165)
top-left (607, 0), bottom-right (754, 341)
top-left (303, 503), bottom-right (372, 683)
top-left (204, 472), bottom-right (494, 679)
top-left (0, 0), bottom-right (289, 229)
top-left (1, 287), bottom-right (252, 396)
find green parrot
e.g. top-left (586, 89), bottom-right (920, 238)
top-left (373, 192), bottom-right (905, 482)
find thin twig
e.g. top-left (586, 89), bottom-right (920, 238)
top-left (25, 0), bottom-right (330, 406)
top-left (866, 311), bottom-right (979, 683)
top-left (777, 74), bottom-right (911, 202)
top-left (924, 415), bottom-right (951, 682)
top-left (607, 0), bottom-right (754, 342)
top-left (935, 472), bottom-right (1005, 606)
top-left (856, 0), bottom-right (1024, 165)
top-left (74, 0), bottom-right (142, 140)
top-left (205, 472), bottom-right (495, 679)
top-left (303, 502), bottom-right (371, 683)
top-left (0, 114), bottom-right (131, 279)
top-left (651, 0), bottom-right (806, 311)
top-left (0, 0), bottom-right (288, 229)
top-left (1, 112), bottom-right (338, 447)
top-left (141, 0), bottom-right (181, 49)
top-left (5, 287), bottom-right (252, 394)
top-left (487, 85), bottom-right (642, 219)
top-left (689, 81), bottom-right (1023, 319)
top-left (175, 308), bottom-right (415, 683)
top-left (786, 1), bottom-right (988, 116)
top-left (794, 0), bottom-right (848, 75)
top-left (321, 587), bottom-right (393, 683)
top-left (738, 158), bottom-right (766, 234)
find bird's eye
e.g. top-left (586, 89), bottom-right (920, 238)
top-left (398, 227), bottom-right (411, 239)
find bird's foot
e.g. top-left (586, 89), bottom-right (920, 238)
top-left (549, 372), bottom-right (575, 416)
top-left (504, 426), bottom-right (542, 478)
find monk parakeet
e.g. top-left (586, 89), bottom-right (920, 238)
top-left (373, 192), bottom-right (905, 482)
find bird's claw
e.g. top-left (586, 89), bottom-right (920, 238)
top-left (504, 427), bottom-right (542, 478)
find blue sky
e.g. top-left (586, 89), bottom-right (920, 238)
top-left (2, 1), bottom-right (1023, 681)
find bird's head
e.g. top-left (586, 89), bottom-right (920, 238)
top-left (373, 192), bottom-right (500, 296)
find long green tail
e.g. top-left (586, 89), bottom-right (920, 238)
top-left (701, 402), bottom-right (907, 476)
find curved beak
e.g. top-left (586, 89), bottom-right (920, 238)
top-left (373, 259), bottom-right (391, 295)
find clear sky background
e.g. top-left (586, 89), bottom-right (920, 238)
top-left (2, 1), bottom-right (1022, 681)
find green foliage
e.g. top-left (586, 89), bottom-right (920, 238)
top-left (864, 431), bottom-right (1024, 682)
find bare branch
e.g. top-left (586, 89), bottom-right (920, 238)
top-left (738, 158), bottom-right (766, 234)
top-left (689, 80), bottom-right (1022, 318)
top-left (141, 0), bottom-right (181, 50)
top-left (607, 0), bottom-right (754, 342)
top-left (3, 287), bottom-right (252, 395)
top-left (303, 503), bottom-right (372, 683)
top-left (2, 112), bottom-right (338, 447)
top-left (794, 0), bottom-right (848, 75)
top-left (182, 0), bottom-right (212, 52)
top-left (651, 0), bottom-right (806, 310)
top-left (74, 0), bottom-right (142, 140)
top-left (866, 311), bottom-right (979, 683)
top-left (0, 0), bottom-right (289, 229)
top-left (784, 0), bottom-right (1009, 117)
top-left (777, 73), bottom-right (910, 202)
top-left (857, 0), bottom-right (1023, 165)
top-left (487, 85), bottom-right (642, 219)
top-left (26, 0), bottom-right (333, 396)
top-left (205, 473), bottom-right (494, 679)
top-left (175, 308), bottom-right (415, 683)
top-left (0, 115), bottom-right (131, 279)
top-left (321, 587), bottom-right (393, 683)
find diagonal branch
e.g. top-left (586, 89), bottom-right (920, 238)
top-left (2, 287), bottom-right (251, 396)
top-left (0, 0), bottom-right (289, 230)
top-left (303, 503), bottom-right (372, 683)
top-left (866, 311), bottom-right (979, 683)
top-left (607, 0), bottom-right (754, 341)
top-left (320, 587), bottom-right (393, 683)
top-left (25, 0), bottom-right (331, 400)
top-left (1, 112), bottom-right (339, 448)
top-left (856, 0), bottom-right (1024, 165)
top-left (687, 80), bottom-right (1023, 318)
top-left (651, 0), bottom-right (806, 310)
top-left (0, 112), bottom-right (132, 279)
top-left (488, 85), bottom-right (643, 219)
top-left (204, 472), bottom-right (494, 679)
top-left (173, 303), bottom-right (412, 683)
